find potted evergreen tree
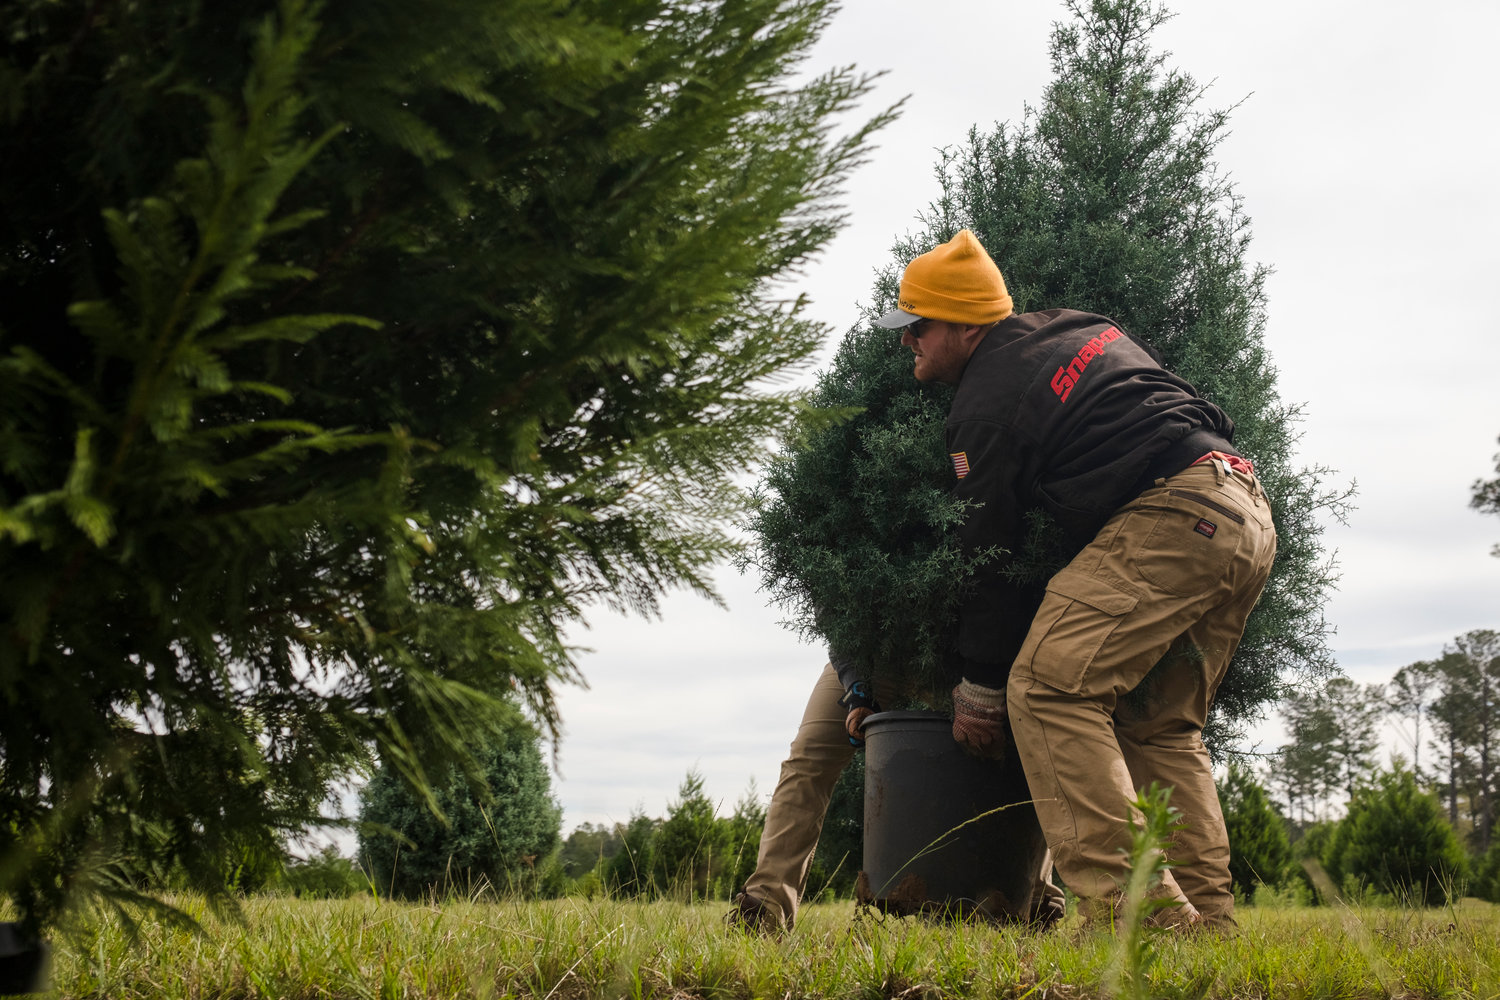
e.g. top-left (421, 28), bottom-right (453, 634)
top-left (744, 320), bottom-right (1050, 920)
top-left (746, 0), bottom-right (1353, 921)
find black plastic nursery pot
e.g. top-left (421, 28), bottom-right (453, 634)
top-left (0, 923), bottom-right (49, 996)
top-left (858, 710), bottom-right (1049, 922)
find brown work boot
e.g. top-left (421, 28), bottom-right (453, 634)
top-left (1079, 893), bottom-right (1201, 933)
top-left (724, 892), bottom-right (783, 934)
top-left (1028, 878), bottom-right (1066, 929)
top-left (1144, 901), bottom-right (1203, 931)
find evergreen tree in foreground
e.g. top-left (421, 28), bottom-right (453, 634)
top-left (747, 0), bottom-right (1351, 739)
top-left (0, 0), bottom-right (886, 931)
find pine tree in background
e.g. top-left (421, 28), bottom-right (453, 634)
top-left (1323, 766), bottom-right (1467, 907)
top-left (1273, 677), bottom-right (1383, 823)
top-left (1425, 630), bottom-right (1499, 851)
top-left (747, 0), bottom-right (1351, 738)
top-left (1473, 436), bottom-right (1500, 557)
top-left (806, 755), bottom-right (864, 898)
top-left (557, 822), bottom-right (624, 887)
top-left (1217, 762), bottom-right (1291, 901)
top-left (722, 781), bottom-right (767, 898)
top-left (651, 768), bottom-right (732, 901)
top-left (0, 0), bottom-right (887, 931)
top-left (599, 812), bottom-right (660, 899)
top-left (1389, 659), bottom-right (1440, 779)
top-left (356, 714), bottom-right (561, 901)
top-left (1274, 690), bottom-right (1339, 827)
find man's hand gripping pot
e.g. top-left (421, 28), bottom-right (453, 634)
top-left (951, 678), bottom-right (1009, 759)
top-left (838, 681), bottom-right (879, 746)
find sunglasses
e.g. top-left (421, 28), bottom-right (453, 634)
top-left (905, 318), bottom-right (933, 338)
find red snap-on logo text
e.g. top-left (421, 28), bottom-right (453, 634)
top-left (1050, 326), bottom-right (1123, 403)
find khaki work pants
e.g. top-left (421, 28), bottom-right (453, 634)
top-left (744, 663), bottom-right (856, 928)
top-left (748, 663), bottom-right (1062, 929)
top-left (1007, 460), bottom-right (1276, 924)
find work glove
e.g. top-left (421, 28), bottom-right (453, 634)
top-left (951, 678), bottom-right (1008, 759)
top-left (839, 680), bottom-right (879, 746)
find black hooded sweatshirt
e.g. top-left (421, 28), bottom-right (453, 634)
top-left (947, 308), bottom-right (1238, 686)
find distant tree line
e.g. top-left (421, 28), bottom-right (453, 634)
top-left (1271, 629), bottom-right (1499, 848)
top-left (197, 747), bottom-right (868, 905)
top-left (1220, 628), bottom-right (1500, 907)
top-left (546, 761), bottom-right (864, 904)
top-left (189, 637), bottom-right (1500, 911)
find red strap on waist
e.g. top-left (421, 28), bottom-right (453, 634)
top-left (1191, 450), bottom-right (1255, 475)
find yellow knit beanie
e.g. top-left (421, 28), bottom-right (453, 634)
top-left (874, 229), bottom-right (1013, 328)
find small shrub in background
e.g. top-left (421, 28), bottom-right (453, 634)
top-left (651, 770), bottom-right (731, 902)
top-left (1472, 841), bottom-right (1500, 903)
top-left (720, 782), bottom-right (767, 899)
top-left (357, 716), bottom-right (562, 900)
top-left (1219, 762), bottom-right (1292, 902)
top-left (805, 754), bottom-right (864, 901)
top-left (600, 812), bottom-right (660, 900)
top-left (1288, 820), bottom-right (1338, 904)
top-left (273, 845), bottom-right (372, 899)
top-left (1324, 766), bottom-right (1467, 906)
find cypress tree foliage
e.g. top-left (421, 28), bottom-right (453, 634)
top-left (1217, 762), bottom-right (1291, 901)
top-left (1323, 766), bottom-right (1467, 907)
top-left (357, 712), bottom-right (561, 900)
top-left (748, 0), bottom-right (1351, 737)
top-left (744, 324), bottom-right (986, 691)
top-left (0, 0), bottom-right (887, 930)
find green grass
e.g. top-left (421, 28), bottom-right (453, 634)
top-left (39, 895), bottom-right (1500, 1000)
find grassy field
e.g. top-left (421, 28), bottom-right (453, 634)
top-left (42, 894), bottom-right (1500, 1000)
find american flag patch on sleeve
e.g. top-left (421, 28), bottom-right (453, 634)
top-left (951, 451), bottom-right (970, 479)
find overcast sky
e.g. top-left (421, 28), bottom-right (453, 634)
top-left (548, 0), bottom-right (1500, 833)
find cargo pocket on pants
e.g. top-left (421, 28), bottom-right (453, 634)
top-left (1016, 569), bottom-right (1140, 695)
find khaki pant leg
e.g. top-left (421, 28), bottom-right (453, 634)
top-left (1114, 637), bottom-right (1232, 920)
top-left (1008, 463), bottom-right (1276, 913)
top-left (744, 662), bottom-right (854, 927)
top-left (1115, 528), bottom-right (1274, 923)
